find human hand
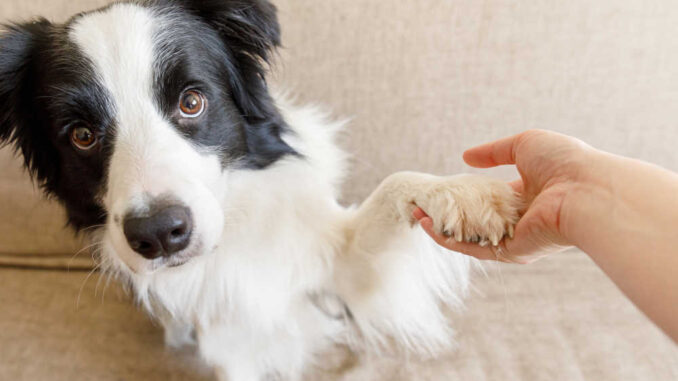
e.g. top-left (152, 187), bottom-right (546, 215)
top-left (414, 129), bottom-right (598, 263)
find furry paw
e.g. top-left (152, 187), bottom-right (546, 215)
top-left (411, 175), bottom-right (520, 246)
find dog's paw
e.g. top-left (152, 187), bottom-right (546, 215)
top-left (413, 175), bottom-right (520, 246)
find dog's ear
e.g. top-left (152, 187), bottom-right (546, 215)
top-left (0, 22), bottom-right (37, 146)
top-left (179, 0), bottom-right (281, 62)
top-left (0, 20), bottom-right (59, 182)
top-left (176, 0), bottom-right (296, 168)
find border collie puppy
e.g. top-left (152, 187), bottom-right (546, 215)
top-left (0, 1), bottom-right (519, 379)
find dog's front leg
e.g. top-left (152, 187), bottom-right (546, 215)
top-left (335, 171), bottom-right (520, 353)
top-left (348, 171), bottom-right (520, 250)
top-left (198, 322), bottom-right (308, 381)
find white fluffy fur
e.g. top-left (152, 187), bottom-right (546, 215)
top-left (69, 4), bottom-right (519, 381)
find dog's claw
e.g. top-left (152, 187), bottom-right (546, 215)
top-left (454, 230), bottom-right (463, 242)
top-left (410, 174), bottom-right (520, 250)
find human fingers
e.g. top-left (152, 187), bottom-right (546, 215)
top-left (509, 179), bottom-right (524, 194)
top-left (462, 133), bottom-right (524, 168)
top-left (412, 207), bottom-right (429, 221)
top-left (493, 205), bottom-right (569, 263)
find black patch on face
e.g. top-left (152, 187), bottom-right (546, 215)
top-left (152, 0), bottom-right (297, 168)
top-left (153, 24), bottom-right (250, 164)
top-left (0, 19), bottom-right (115, 230)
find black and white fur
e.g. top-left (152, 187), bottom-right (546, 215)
top-left (0, 1), bottom-right (520, 380)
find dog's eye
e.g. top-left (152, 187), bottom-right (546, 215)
top-left (70, 125), bottom-right (97, 150)
top-left (179, 90), bottom-right (206, 118)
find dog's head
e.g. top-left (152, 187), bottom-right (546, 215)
top-left (0, 0), bottom-right (294, 273)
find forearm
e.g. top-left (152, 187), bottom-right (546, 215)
top-left (336, 172), bottom-right (432, 303)
top-left (563, 151), bottom-right (678, 341)
top-left (345, 172), bottom-right (435, 253)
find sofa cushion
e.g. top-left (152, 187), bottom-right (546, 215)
top-left (1, 250), bottom-right (676, 381)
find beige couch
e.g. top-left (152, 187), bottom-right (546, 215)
top-left (1, 1), bottom-right (676, 380)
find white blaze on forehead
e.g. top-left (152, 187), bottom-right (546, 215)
top-left (68, 3), bottom-right (170, 202)
top-left (69, 3), bottom-right (157, 114)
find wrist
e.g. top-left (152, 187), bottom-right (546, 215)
top-left (561, 148), bottom-right (678, 253)
top-left (558, 149), bottom-right (618, 249)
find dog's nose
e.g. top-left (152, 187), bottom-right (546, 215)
top-left (123, 205), bottom-right (193, 259)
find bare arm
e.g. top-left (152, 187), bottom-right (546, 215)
top-left (563, 152), bottom-right (678, 342)
top-left (415, 130), bottom-right (678, 341)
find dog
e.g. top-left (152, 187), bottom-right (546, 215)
top-left (0, 1), bottom-right (520, 380)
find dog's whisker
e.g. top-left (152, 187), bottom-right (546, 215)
top-left (81, 224), bottom-right (106, 232)
top-left (94, 257), bottom-right (108, 298)
top-left (69, 241), bottom-right (103, 270)
top-left (76, 261), bottom-right (103, 309)
top-left (94, 255), bottom-right (115, 301)
top-left (100, 268), bottom-right (117, 305)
